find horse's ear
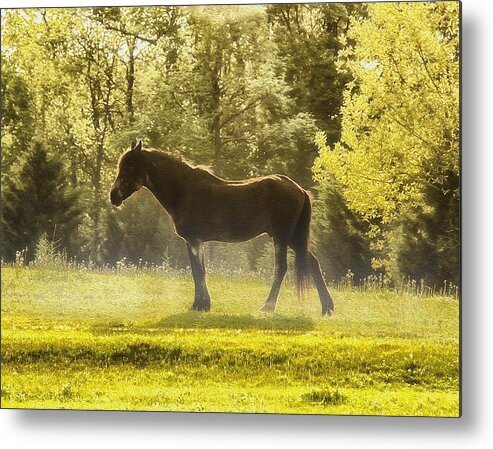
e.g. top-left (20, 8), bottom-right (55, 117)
top-left (132, 140), bottom-right (143, 152)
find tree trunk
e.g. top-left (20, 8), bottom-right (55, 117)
top-left (209, 56), bottom-right (223, 264)
top-left (126, 38), bottom-right (136, 125)
top-left (210, 50), bottom-right (223, 173)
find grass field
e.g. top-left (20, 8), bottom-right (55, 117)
top-left (1, 266), bottom-right (459, 416)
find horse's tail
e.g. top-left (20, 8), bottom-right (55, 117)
top-left (293, 191), bottom-right (312, 300)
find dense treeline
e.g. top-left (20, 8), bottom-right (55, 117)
top-left (1, 3), bottom-right (459, 288)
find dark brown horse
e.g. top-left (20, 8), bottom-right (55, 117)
top-left (110, 141), bottom-right (334, 315)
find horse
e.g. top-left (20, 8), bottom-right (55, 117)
top-left (109, 140), bottom-right (334, 315)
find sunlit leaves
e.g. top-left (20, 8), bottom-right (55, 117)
top-left (314, 2), bottom-right (459, 268)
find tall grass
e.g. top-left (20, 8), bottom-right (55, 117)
top-left (4, 235), bottom-right (459, 300)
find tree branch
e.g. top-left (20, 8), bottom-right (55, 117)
top-left (89, 16), bottom-right (160, 45)
top-left (219, 136), bottom-right (252, 149)
top-left (172, 92), bottom-right (187, 112)
top-left (416, 43), bottom-right (441, 94)
top-left (388, 111), bottom-right (439, 150)
top-left (221, 96), bottom-right (265, 129)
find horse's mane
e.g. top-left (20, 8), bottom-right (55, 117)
top-left (144, 149), bottom-right (223, 183)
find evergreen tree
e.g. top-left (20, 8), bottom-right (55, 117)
top-left (391, 169), bottom-right (459, 287)
top-left (266, 3), bottom-right (357, 145)
top-left (312, 181), bottom-right (373, 283)
top-left (102, 188), bottom-right (188, 267)
top-left (2, 142), bottom-right (82, 262)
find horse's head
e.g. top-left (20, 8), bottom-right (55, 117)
top-left (110, 140), bottom-right (146, 207)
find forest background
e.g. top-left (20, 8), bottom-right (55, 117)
top-left (1, 2), bottom-right (460, 290)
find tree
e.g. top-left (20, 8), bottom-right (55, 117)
top-left (2, 8), bottom-right (124, 258)
top-left (1, 65), bottom-right (35, 181)
top-left (89, 6), bottom-right (181, 127)
top-left (312, 180), bottom-right (373, 283)
top-left (265, 4), bottom-right (375, 277)
top-left (314, 2), bottom-right (459, 285)
top-left (103, 189), bottom-right (188, 267)
top-left (266, 3), bottom-right (363, 146)
top-left (1, 9), bottom-right (58, 182)
top-left (390, 169), bottom-right (460, 286)
top-left (5, 7), bottom-right (182, 260)
top-left (2, 4), bottom-right (458, 280)
top-left (145, 6), bottom-right (296, 178)
top-left (2, 142), bottom-right (82, 262)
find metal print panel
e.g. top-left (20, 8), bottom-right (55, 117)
top-left (0, 1), bottom-right (460, 416)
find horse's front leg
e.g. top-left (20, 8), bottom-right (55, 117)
top-left (186, 240), bottom-right (211, 311)
top-left (260, 240), bottom-right (288, 313)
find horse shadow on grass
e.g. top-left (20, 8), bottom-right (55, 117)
top-left (152, 312), bottom-right (315, 332)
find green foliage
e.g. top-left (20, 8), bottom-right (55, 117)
top-left (391, 170), bottom-right (460, 286)
top-left (267, 3), bottom-right (355, 143)
top-left (1, 6), bottom-right (334, 267)
top-left (144, 5), bottom-right (306, 180)
top-left (32, 233), bottom-right (68, 268)
top-left (1, 4), bottom-right (459, 287)
top-left (0, 64), bottom-right (35, 177)
top-left (251, 112), bottom-right (320, 187)
top-left (314, 2), bottom-right (459, 285)
top-left (312, 180), bottom-right (373, 283)
top-left (2, 143), bottom-right (82, 262)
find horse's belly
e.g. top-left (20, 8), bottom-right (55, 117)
top-left (206, 228), bottom-right (265, 243)
top-left (176, 213), bottom-right (268, 243)
top-left (203, 216), bottom-right (267, 242)
top-left (175, 186), bottom-right (277, 242)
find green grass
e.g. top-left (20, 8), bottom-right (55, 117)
top-left (1, 266), bottom-right (459, 416)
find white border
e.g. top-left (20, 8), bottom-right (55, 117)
top-left (2, 0), bottom-right (492, 447)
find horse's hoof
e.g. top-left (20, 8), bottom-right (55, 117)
top-left (259, 303), bottom-right (275, 313)
top-left (322, 297), bottom-right (334, 316)
top-left (192, 302), bottom-right (211, 312)
top-left (322, 304), bottom-right (334, 316)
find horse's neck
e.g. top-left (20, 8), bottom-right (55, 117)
top-left (143, 154), bottom-right (192, 216)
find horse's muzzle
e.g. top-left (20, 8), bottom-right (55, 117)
top-left (110, 189), bottom-right (122, 207)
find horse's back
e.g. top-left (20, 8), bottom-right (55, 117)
top-left (224, 173), bottom-right (304, 195)
top-left (220, 174), bottom-right (306, 236)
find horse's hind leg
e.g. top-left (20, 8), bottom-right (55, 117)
top-left (186, 240), bottom-right (211, 311)
top-left (309, 251), bottom-right (334, 315)
top-left (260, 240), bottom-right (288, 313)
